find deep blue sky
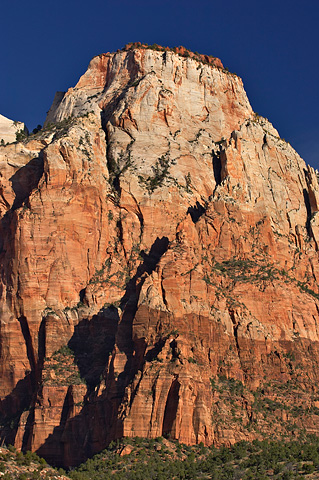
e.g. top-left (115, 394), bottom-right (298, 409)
top-left (1, 0), bottom-right (318, 167)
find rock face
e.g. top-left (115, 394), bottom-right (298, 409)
top-left (1, 44), bottom-right (319, 467)
top-left (0, 114), bottom-right (25, 144)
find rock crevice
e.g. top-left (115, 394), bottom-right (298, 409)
top-left (0, 45), bottom-right (319, 467)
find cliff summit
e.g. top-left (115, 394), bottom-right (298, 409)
top-left (0, 45), bottom-right (319, 467)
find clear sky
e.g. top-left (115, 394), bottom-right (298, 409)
top-left (1, 0), bottom-right (318, 168)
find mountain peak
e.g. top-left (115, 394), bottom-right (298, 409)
top-left (121, 42), bottom-right (224, 69)
top-left (1, 44), bottom-right (319, 467)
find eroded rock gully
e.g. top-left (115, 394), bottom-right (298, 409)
top-left (0, 45), bottom-right (319, 466)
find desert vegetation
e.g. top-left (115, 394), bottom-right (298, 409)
top-left (68, 436), bottom-right (319, 479)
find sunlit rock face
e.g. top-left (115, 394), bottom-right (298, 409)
top-left (0, 114), bottom-right (25, 144)
top-left (1, 44), bottom-right (319, 467)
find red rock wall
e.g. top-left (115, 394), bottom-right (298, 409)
top-left (0, 47), bottom-right (319, 467)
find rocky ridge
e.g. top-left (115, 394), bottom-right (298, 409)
top-left (0, 44), bottom-right (319, 467)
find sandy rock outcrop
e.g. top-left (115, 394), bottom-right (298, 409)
top-left (1, 44), bottom-right (319, 467)
top-left (0, 114), bottom-right (26, 144)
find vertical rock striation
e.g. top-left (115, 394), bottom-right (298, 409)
top-left (1, 44), bottom-right (319, 466)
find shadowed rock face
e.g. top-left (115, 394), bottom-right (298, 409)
top-left (1, 46), bottom-right (319, 467)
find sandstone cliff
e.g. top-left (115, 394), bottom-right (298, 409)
top-left (1, 44), bottom-right (319, 467)
top-left (0, 114), bottom-right (25, 144)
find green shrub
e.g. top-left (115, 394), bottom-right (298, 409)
top-left (138, 155), bottom-right (173, 193)
top-left (15, 129), bottom-right (27, 142)
top-left (303, 462), bottom-right (315, 473)
top-left (18, 474), bottom-right (28, 480)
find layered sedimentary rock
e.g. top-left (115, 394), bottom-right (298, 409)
top-left (1, 44), bottom-right (319, 467)
top-left (0, 114), bottom-right (25, 144)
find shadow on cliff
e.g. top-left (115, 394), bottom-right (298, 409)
top-left (10, 155), bottom-right (44, 210)
top-left (0, 156), bottom-right (45, 447)
top-left (35, 236), bottom-right (170, 467)
top-left (35, 304), bottom-right (121, 466)
top-left (187, 201), bottom-right (206, 223)
top-left (68, 235), bottom-right (169, 390)
top-left (69, 305), bottom-right (120, 390)
top-left (0, 373), bottom-right (34, 447)
top-left (115, 236), bottom-right (170, 367)
top-left (0, 154), bottom-right (44, 281)
top-left (303, 187), bottom-right (312, 237)
top-left (0, 315), bottom-right (47, 449)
